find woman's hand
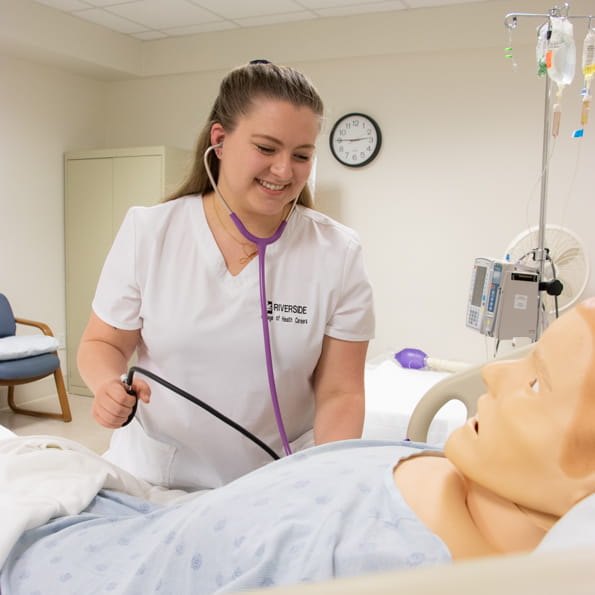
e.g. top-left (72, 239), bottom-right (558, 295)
top-left (78, 312), bottom-right (148, 429)
top-left (91, 375), bottom-right (151, 428)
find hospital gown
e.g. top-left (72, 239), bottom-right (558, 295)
top-left (1, 440), bottom-right (452, 594)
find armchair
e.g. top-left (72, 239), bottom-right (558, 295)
top-left (0, 293), bottom-right (72, 422)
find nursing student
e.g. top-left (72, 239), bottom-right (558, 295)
top-left (77, 61), bottom-right (375, 491)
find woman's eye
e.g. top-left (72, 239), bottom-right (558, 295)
top-left (294, 153), bottom-right (312, 162)
top-left (529, 379), bottom-right (539, 392)
top-left (255, 144), bottom-right (274, 154)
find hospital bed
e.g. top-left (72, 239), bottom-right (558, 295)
top-left (363, 343), bottom-right (534, 445)
top-left (1, 345), bottom-right (594, 594)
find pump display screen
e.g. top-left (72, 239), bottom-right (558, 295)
top-left (471, 266), bottom-right (487, 307)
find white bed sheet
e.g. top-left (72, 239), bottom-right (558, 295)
top-left (362, 359), bottom-right (467, 445)
top-left (0, 424), bottom-right (16, 440)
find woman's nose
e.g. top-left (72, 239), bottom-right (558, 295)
top-left (270, 153), bottom-right (292, 178)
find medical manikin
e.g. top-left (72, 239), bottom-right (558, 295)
top-left (4, 299), bottom-right (595, 595)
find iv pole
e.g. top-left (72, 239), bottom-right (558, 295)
top-left (504, 3), bottom-right (593, 339)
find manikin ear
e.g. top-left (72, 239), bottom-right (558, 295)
top-left (210, 123), bottom-right (225, 154)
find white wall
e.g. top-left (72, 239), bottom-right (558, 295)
top-left (101, 1), bottom-right (595, 363)
top-left (0, 52), bottom-right (107, 402)
top-left (1, 0), bottom-right (594, 410)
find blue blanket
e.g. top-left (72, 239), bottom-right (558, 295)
top-left (1, 440), bottom-right (451, 594)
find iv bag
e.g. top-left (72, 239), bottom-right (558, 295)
top-left (583, 28), bottom-right (595, 80)
top-left (547, 17), bottom-right (576, 86)
top-left (579, 28), bottom-right (595, 130)
top-left (536, 21), bottom-right (549, 76)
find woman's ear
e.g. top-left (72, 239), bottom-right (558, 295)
top-left (210, 123), bottom-right (225, 153)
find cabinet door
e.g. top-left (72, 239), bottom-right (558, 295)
top-left (65, 153), bottom-right (167, 395)
top-left (112, 155), bottom-right (163, 232)
top-left (65, 158), bottom-right (113, 395)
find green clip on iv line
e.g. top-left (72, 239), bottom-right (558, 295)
top-left (505, 17), bottom-right (518, 70)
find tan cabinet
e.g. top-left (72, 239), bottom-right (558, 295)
top-left (64, 146), bottom-right (191, 395)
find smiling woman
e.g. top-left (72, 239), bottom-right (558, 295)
top-left (76, 61), bottom-right (375, 492)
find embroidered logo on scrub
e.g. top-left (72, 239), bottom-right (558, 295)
top-left (267, 301), bottom-right (310, 325)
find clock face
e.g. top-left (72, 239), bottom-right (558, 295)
top-left (329, 113), bottom-right (382, 167)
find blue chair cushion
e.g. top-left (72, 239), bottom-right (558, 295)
top-left (0, 353), bottom-right (60, 381)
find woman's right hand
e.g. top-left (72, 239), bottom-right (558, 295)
top-left (78, 313), bottom-right (149, 429)
top-left (92, 376), bottom-right (151, 429)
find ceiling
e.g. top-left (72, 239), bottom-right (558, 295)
top-left (32, 0), bottom-right (487, 41)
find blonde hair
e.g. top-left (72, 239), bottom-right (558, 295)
top-left (166, 62), bottom-right (324, 208)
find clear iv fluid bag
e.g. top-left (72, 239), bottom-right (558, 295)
top-left (584, 28), bottom-right (595, 80)
top-left (536, 22), bottom-right (548, 76)
top-left (547, 18), bottom-right (576, 86)
top-left (579, 28), bottom-right (595, 130)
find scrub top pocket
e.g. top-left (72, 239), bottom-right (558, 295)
top-left (103, 418), bottom-right (177, 488)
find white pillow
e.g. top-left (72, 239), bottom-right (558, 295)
top-left (0, 335), bottom-right (60, 361)
top-left (535, 494), bottom-right (595, 551)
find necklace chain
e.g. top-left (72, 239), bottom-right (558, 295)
top-left (212, 198), bottom-right (258, 264)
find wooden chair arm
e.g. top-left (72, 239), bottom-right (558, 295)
top-left (14, 317), bottom-right (55, 337)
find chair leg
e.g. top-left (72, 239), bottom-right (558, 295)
top-left (6, 369), bottom-right (72, 422)
top-left (53, 367), bottom-right (73, 422)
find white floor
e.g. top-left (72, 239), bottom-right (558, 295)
top-left (0, 393), bottom-right (113, 454)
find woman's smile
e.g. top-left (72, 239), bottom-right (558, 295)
top-left (257, 178), bottom-right (289, 192)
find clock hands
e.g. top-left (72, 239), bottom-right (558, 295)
top-left (335, 136), bottom-right (374, 143)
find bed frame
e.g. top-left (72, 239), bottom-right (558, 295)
top-left (406, 343), bottom-right (534, 443)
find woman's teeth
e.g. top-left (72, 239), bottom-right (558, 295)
top-left (259, 179), bottom-right (285, 191)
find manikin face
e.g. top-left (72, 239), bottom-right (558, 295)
top-left (445, 299), bottom-right (595, 516)
top-left (210, 97), bottom-right (319, 223)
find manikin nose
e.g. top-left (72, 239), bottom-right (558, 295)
top-left (481, 360), bottom-right (517, 397)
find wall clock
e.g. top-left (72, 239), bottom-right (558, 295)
top-left (329, 112), bottom-right (382, 168)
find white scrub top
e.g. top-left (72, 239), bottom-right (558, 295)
top-left (93, 195), bottom-right (375, 490)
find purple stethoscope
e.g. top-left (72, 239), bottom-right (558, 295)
top-left (122, 143), bottom-right (296, 459)
top-left (203, 143), bottom-right (297, 456)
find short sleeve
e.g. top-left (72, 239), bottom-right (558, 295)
top-left (326, 239), bottom-right (375, 341)
top-left (92, 208), bottom-right (142, 330)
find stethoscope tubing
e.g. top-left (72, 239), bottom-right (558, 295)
top-left (122, 366), bottom-right (280, 460)
top-left (117, 144), bottom-right (299, 463)
top-left (203, 144), bottom-right (296, 455)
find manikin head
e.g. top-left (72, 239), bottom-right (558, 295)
top-left (445, 297), bottom-right (595, 517)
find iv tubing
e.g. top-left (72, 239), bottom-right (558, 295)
top-left (504, 4), bottom-right (593, 337)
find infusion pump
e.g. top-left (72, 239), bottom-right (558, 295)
top-left (466, 257), bottom-right (540, 341)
